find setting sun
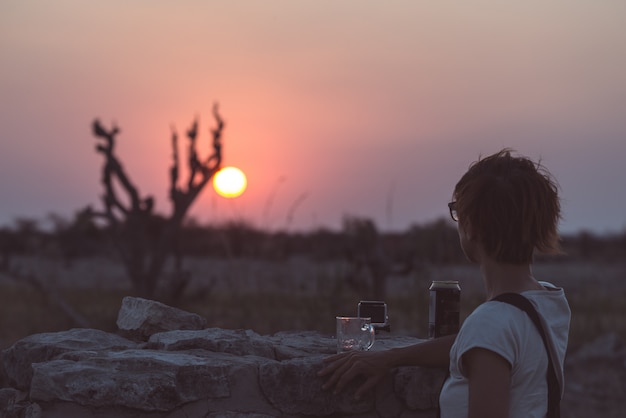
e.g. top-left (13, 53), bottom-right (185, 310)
top-left (213, 166), bottom-right (247, 198)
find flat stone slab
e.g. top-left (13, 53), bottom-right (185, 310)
top-left (30, 349), bottom-right (233, 411)
top-left (2, 328), bottom-right (137, 390)
top-left (147, 328), bottom-right (276, 359)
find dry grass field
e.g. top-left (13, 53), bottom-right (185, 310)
top-left (1, 255), bottom-right (625, 354)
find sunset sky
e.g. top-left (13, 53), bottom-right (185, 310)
top-left (2, 1), bottom-right (625, 234)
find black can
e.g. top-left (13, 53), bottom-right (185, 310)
top-left (428, 280), bottom-right (461, 338)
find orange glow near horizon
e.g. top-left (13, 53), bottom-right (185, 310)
top-left (213, 166), bottom-right (247, 198)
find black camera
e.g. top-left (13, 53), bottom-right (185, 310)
top-left (357, 300), bottom-right (390, 332)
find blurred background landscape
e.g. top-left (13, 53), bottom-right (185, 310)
top-left (2, 0), bottom-right (625, 358)
top-left (1, 215), bottom-right (625, 352)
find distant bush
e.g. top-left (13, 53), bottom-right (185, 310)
top-left (2, 214), bottom-right (624, 264)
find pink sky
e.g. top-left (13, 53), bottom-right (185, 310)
top-left (1, 1), bottom-right (625, 234)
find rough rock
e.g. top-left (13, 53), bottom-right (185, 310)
top-left (268, 330), bottom-right (337, 360)
top-left (1, 328), bottom-right (137, 390)
top-left (31, 349), bottom-right (235, 411)
top-left (260, 355), bottom-right (374, 416)
top-left (394, 367), bottom-right (445, 410)
top-left (6, 298), bottom-right (623, 417)
top-left (147, 328), bottom-right (276, 358)
top-left (0, 387), bottom-right (29, 417)
top-left (116, 296), bottom-right (207, 340)
top-left (1, 298), bottom-right (445, 417)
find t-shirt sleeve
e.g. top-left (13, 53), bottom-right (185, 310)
top-left (452, 302), bottom-right (522, 378)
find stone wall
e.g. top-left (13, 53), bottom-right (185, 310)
top-left (0, 297), bottom-right (446, 418)
top-left (3, 297), bottom-right (625, 418)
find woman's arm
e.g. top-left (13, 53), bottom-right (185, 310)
top-left (318, 334), bottom-right (455, 399)
top-left (463, 347), bottom-right (511, 418)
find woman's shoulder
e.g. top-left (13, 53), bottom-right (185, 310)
top-left (469, 298), bottom-right (528, 320)
top-left (453, 300), bottom-right (530, 368)
top-left (460, 299), bottom-right (531, 339)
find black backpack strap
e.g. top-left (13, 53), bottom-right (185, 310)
top-left (491, 293), bottom-right (561, 418)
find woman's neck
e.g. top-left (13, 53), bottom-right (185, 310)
top-left (480, 259), bottom-right (544, 300)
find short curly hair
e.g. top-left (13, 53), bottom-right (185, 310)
top-left (453, 149), bottom-right (561, 264)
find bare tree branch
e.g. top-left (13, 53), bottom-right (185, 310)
top-left (169, 103), bottom-right (224, 222)
top-left (90, 103), bottom-right (225, 298)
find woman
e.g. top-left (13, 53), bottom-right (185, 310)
top-left (318, 149), bottom-right (571, 418)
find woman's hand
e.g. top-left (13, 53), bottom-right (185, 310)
top-left (317, 350), bottom-right (391, 400)
top-left (318, 336), bottom-right (455, 400)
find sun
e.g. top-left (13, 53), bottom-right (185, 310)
top-left (213, 166), bottom-right (247, 198)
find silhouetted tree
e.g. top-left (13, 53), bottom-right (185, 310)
top-left (89, 104), bottom-right (224, 299)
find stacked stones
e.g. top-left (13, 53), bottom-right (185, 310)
top-left (0, 297), bottom-right (444, 418)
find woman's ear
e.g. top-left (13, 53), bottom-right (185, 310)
top-left (459, 222), bottom-right (475, 241)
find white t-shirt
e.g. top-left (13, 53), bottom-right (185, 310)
top-left (439, 282), bottom-right (570, 418)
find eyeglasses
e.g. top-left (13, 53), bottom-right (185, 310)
top-left (448, 201), bottom-right (458, 222)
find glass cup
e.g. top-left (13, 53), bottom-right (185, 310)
top-left (336, 316), bottom-right (375, 353)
